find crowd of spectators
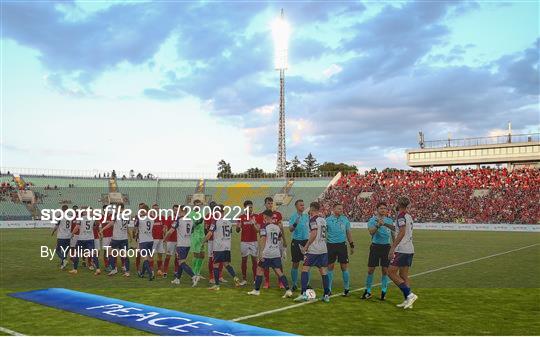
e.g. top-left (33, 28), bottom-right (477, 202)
top-left (321, 168), bottom-right (540, 224)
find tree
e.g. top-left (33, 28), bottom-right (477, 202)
top-left (288, 156), bottom-right (305, 175)
top-left (303, 153), bottom-right (319, 175)
top-left (245, 167), bottom-right (265, 178)
top-left (317, 162), bottom-right (358, 174)
top-left (217, 160), bottom-right (232, 178)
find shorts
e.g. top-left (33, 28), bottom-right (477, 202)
top-left (176, 246), bottom-right (191, 260)
top-left (304, 253), bottom-right (328, 268)
top-left (70, 235), bottom-right (78, 248)
top-left (213, 250), bottom-right (231, 263)
top-left (152, 239), bottom-right (165, 254)
top-left (207, 240), bottom-right (214, 257)
top-left (390, 252), bottom-right (414, 267)
top-left (110, 239), bottom-right (129, 250)
top-left (165, 241), bottom-right (177, 255)
top-left (327, 242), bottom-right (349, 264)
top-left (139, 241), bottom-right (154, 256)
top-left (368, 243), bottom-right (391, 267)
top-left (102, 236), bottom-right (112, 249)
top-left (77, 239), bottom-right (96, 252)
top-left (241, 241), bottom-right (258, 257)
top-left (291, 239), bottom-right (308, 263)
top-left (191, 235), bottom-right (204, 254)
top-left (259, 257), bottom-right (282, 270)
top-left (56, 238), bottom-right (71, 259)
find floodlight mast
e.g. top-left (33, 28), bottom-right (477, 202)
top-left (273, 9), bottom-right (289, 178)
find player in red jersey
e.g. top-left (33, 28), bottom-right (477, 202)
top-left (236, 200), bottom-right (258, 285)
top-left (162, 204), bottom-right (179, 277)
top-left (151, 203), bottom-right (166, 277)
top-left (100, 204), bottom-right (114, 271)
top-left (257, 197), bottom-right (287, 289)
top-left (89, 209), bottom-right (101, 270)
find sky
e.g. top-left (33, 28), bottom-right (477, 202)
top-left (1, 0), bottom-right (539, 175)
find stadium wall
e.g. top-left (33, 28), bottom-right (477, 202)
top-left (2, 220), bottom-right (539, 232)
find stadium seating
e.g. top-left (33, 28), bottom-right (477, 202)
top-left (321, 168), bottom-right (540, 224)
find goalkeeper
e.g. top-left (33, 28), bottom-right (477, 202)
top-left (190, 199), bottom-right (206, 278)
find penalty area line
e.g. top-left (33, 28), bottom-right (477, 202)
top-left (0, 326), bottom-right (25, 336)
top-left (231, 242), bottom-right (540, 322)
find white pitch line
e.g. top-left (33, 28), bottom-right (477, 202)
top-left (231, 242), bottom-right (540, 322)
top-left (0, 326), bottom-right (25, 336)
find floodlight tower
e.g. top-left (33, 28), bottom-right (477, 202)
top-left (272, 9), bottom-right (290, 178)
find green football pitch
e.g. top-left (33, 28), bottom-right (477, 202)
top-left (0, 228), bottom-right (539, 335)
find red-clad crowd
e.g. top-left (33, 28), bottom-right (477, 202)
top-left (321, 168), bottom-right (540, 224)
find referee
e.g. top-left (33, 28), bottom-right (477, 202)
top-left (326, 202), bottom-right (354, 296)
top-left (362, 201), bottom-right (394, 300)
top-left (288, 199), bottom-right (309, 291)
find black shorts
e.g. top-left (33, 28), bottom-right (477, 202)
top-left (291, 239), bottom-right (308, 263)
top-left (368, 243), bottom-right (391, 267)
top-left (327, 242), bottom-right (349, 264)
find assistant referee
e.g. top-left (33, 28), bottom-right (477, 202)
top-left (362, 201), bottom-right (394, 300)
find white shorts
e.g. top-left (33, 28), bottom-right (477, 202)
top-left (94, 239), bottom-right (100, 250)
top-left (70, 235), bottom-right (78, 248)
top-left (102, 237), bottom-right (112, 249)
top-left (165, 241), bottom-right (177, 255)
top-left (207, 240), bottom-right (214, 257)
top-left (241, 241), bottom-right (258, 257)
top-left (152, 239), bottom-right (165, 254)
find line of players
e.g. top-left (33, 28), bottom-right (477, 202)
top-left (52, 196), bottom-right (417, 308)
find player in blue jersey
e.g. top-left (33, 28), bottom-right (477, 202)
top-left (288, 199), bottom-right (310, 291)
top-left (248, 209), bottom-right (293, 298)
top-left (363, 201), bottom-right (395, 300)
top-left (388, 196), bottom-right (418, 309)
top-left (134, 205), bottom-right (156, 281)
top-left (325, 203), bottom-right (354, 296)
top-left (294, 202), bottom-right (331, 303)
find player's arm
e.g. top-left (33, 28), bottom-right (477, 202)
top-left (302, 228), bottom-right (317, 254)
top-left (51, 223), bottom-right (58, 236)
top-left (101, 220), bottom-right (114, 233)
top-left (235, 219), bottom-right (242, 233)
top-left (258, 229), bottom-right (266, 261)
top-left (389, 225), bottom-right (406, 259)
top-left (203, 223), bottom-right (215, 243)
top-left (368, 217), bottom-right (381, 235)
top-left (71, 221), bottom-right (80, 234)
top-left (346, 228), bottom-right (354, 255)
top-left (288, 215), bottom-right (297, 232)
top-left (382, 218), bottom-right (396, 231)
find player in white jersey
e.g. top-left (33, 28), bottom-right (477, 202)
top-left (248, 210), bottom-right (293, 298)
top-left (51, 205), bottom-right (72, 270)
top-left (101, 204), bottom-right (130, 277)
top-left (164, 205), bottom-right (199, 286)
top-left (68, 208), bottom-right (101, 275)
top-left (204, 205), bottom-right (240, 290)
top-left (388, 196), bottom-right (418, 309)
top-left (294, 202), bottom-right (331, 302)
top-left (134, 206), bottom-right (156, 281)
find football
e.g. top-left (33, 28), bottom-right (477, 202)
top-left (305, 288), bottom-right (317, 300)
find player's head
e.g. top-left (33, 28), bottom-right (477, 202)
top-left (179, 205), bottom-right (188, 216)
top-left (262, 209), bottom-right (274, 223)
top-left (152, 203), bottom-right (159, 211)
top-left (73, 205), bottom-right (78, 210)
top-left (193, 199), bottom-right (203, 207)
top-left (172, 204), bottom-right (179, 215)
top-left (333, 202), bottom-right (343, 216)
top-left (243, 200), bottom-right (253, 212)
top-left (294, 199), bottom-right (304, 212)
top-left (61, 204), bottom-right (68, 211)
top-left (376, 201), bottom-right (388, 216)
top-left (264, 197), bottom-right (274, 210)
top-left (397, 196), bottom-right (410, 211)
top-left (138, 202), bottom-right (145, 210)
top-left (309, 201), bottom-right (320, 215)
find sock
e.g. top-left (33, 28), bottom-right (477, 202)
top-left (398, 282), bottom-right (411, 299)
top-left (103, 255), bottom-right (109, 268)
top-left (174, 257), bottom-right (179, 273)
top-left (264, 268), bottom-right (270, 284)
top-left (93, 256), bottom-right (99, 269)
top-left (254, 275), bottom-right (263, 290)
top-left (142, 260), bottom-right (149, 275)
top-left (301, 271), bottom-right (309, 293)
top-left (279, 275), bottom-right (289, 290)
top-left (87, 256), bottom-right (92, 266)
top-left (322, 274), bottom-right (330, 295)
top-left (327, 270), bottom-right (334, 292)
top-left (342, 270), bottom-right (350, 290)
top-left (208, 258), bottom-right (214, 280)
top-left (176, 265), bottom-right (183, 279)
top-left (291, 268), bottom-right (298, 287)
top-left (366, 273), bottom-right (374, 293)
top-left (136, 255), bottom-right (141, 271)
top-left (181, 262), bottom-right (194, 277)
top-left (123, 257), bottom-right (130, 272)
top-left (108, 255), bottom-right (115, 269)
top-left (213, 267), bottom-right (220, 285)
top-left (164, 256), bottom-right (171, 273)
top-left (73, 257), bottom-right (79, 270)
top-left (225, 265), bottom-right (236, 278)
top-left (251, 258), bottom-right (257, 281)
top-left (219, 263), bottom-right (224, 279)
top-left (381, 275), bottom-right (389, 293)
top-left (241, 257), bottom-right (248, 280)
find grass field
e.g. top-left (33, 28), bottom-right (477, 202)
top-left (0, 228), bottom-right (539, 335)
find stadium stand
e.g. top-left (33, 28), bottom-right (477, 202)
top-left (320, 167), bottom-right (540, 224)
